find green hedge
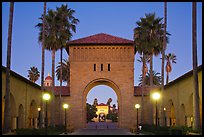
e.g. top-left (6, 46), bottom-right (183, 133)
top-left (141, 124), bottom-right (199, 135)
top-left (16, 125), bottom-right (65, 135)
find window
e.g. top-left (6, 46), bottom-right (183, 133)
top-left (108, 64), bottom-right (110, 71)
top-left (94, 64), bottom-right (96, 71)
top-left (101, 64), bottom-right (103, 71)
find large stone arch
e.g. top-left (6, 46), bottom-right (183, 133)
top-left (18, 104), bottom-right (25, 129)
top-left (82, 78), bottom-right (122, 127)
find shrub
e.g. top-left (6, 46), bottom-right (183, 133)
top-left (16, 126), bottom-right (65, 135)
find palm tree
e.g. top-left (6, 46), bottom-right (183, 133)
top-left (3, 2), bottom-right (14, 134)
top-left (161, 1), bottom-right (167, 127)
top-left (192, 2), bottom-right (200, 131)
top-left (56, 58), bottom-right (70, 86)
top-left (112, 104), bottom-right (116, 113)
top-left (36, 8), bottom-right (60, 127)
top-left (137, 55), bottom-right (150, 78)
top-left (138, 70), bottom-right (162, 86)
top-left (39, 2), bottom-right (46, 128)
top-left (36, 4), bottom-right (79, 126)
top-left (165, 53), bottom-right (176, 84)
top-left (135, 13), bottom-right (170, 88)
top-left (134, 13), bottom-right (168, 125)
top-left (28, 66), bottom-right (40, 83)
top-left (93, 98), bottom-right (98, 106)
top-left (55, 4), bottom-right (79, 125)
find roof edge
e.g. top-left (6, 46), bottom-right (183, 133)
top-left (164, 64), bottom-right (202, 89)
top-left (2, 65), bottom-right (42, 90)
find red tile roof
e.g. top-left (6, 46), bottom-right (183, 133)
top-left (67, 33), bottom-right (134, 45)
top-left (97, 103), bottom-right (108, 106)
top-left (45, 86), bottom-right (70, 96)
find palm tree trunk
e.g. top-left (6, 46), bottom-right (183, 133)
top-left (40, 2), bottom-right (46, 128)
top-left (59, 47), bottom-right (63, 126)
top-left (3, 2), bottom-right (14, 134)
top-left (51, 49), bottom-right (55, 127)
top-left (150, 54), bottom-right (153, 87)
top-left (141, 53), bottom-right (145, 125)
top-left (166, 72), bottom-right (169, 84)
top-left (192, 2), bottom-right (200, 131)
top-left (161, 1), bottom-right (167, 127)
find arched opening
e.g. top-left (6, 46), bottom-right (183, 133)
top-left (86, 85), bottom-right (118, 124)
top-left (29, 100), bottom-right (37, 128)
top-left (186, 93), bottom-right (193, 127)
top-left (83, 78), bottom-right (121, 128)
top-left (180, 104), bottom-right (186, 126)
top-left (18, 104), bottom-right (24, 129)
top-left (167, 99), bottom-right (176, 126)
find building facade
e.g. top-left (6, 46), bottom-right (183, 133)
top-left (2, 33), bottom-right (202, 131)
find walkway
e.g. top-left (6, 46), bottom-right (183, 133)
top-left (60, 122), bottom-right (144, 135)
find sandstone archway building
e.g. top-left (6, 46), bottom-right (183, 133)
top-left (2, 33), bottom-right (202, 131)
top-left (66, 33), bottom-right (135, 129)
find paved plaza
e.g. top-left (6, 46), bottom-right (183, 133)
top-left (60, 122), bottom-right (141, 135)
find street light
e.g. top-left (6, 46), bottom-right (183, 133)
top-left (164, 107), bottom-right (167, 126)
top-left (152, 92), bottom-right (160, 126)
top-left (63, 103), bottom-right (69, 134)
top-left (37, 107), bottom-right (41, 128)
top-left (43, 93), bottom-right (50, 135)
top-left (135, 104), bottom-right (140, 134)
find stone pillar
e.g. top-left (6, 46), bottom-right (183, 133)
top-left (11, 117), bottom-right (17, 130)
top-left (34, 118), bottom-right (38, 129)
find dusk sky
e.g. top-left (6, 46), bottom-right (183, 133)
top-left (2, 2), bottom-right (202, 108)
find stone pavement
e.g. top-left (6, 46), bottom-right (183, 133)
top-left (60, 128), bottom-right (144, 135)
top-left (59, 122), bottom-right (144, 135)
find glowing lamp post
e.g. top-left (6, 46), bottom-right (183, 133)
top-left (43, 93), bottom-right (50, 135)
top-left (164, 107), bottom-right (167, 126)
top-left (152, 92), bottom-right (160, 126)
top-left (135, 104), bottom-right (140, 134)
top-left (63, 104), bottom-right (69, 134)
top-left (37, 107), bottom-right (41, 128)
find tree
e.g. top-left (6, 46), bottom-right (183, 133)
top-left (93, 98), bottom-right (98, 106)
top-left (134, 13), bottom-right (170, 125)
top-left (192, 2), bottom-right (200, 131)
top-left (56, 4), bottom-right (79, 125)
top-left (36, 8), bottom-right (60, 127)
top-left (134, 13), bottom-right (164, 124)
top-left (56, 58), bottom-right (70, 86)
top-left (39, 2), bottom-right (46, 128)
top-left (161, 1), bottom-right (167, 127)
top-left (106, 98), bottom-right (112, 106)
top-left (138, 70), bottom-right (161, 86)
top-left (3, 2), bottom-right (14, 134)
top-left (86, 103), bottom-right (97, 122)
top-left (165, 53), bottom-right (177, 84)
top-left (112, 104), bottom-right (117, 113)
top-left (134, 13), bottom-right (170, 87)
top-left (106, 112), bottom-right (118, 122)
top-left (137, 55), bottom-right (150, 78)
top-left (27, 66), bottom-right (40, 83)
